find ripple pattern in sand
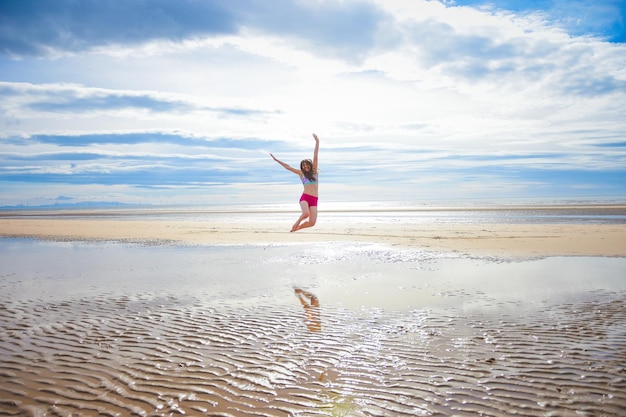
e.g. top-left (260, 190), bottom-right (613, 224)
top-left (1, 292), bottom-right (625, 416)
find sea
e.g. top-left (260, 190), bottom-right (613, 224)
top-left (3, 197), bottom-right (626, 225)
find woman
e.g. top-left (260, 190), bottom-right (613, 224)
top-left (294, 287), bottom-right (321, 332)
top-left (270, 133), bottom-right (319, 232)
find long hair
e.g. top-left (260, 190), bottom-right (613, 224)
top-left (300, 159), bottom-right (317, 182)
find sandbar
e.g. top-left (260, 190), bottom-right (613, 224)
top-left (1, 215), bottom-right (625, 257)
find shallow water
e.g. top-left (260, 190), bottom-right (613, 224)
top-left (1, 239), bottom-right (625, 416)
top-left (3, 203), bottom-right (626, 225)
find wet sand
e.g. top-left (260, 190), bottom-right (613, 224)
top-left (2, 288), bottom-right (625, 416)
top-left (1, 211), bottom-right (626, 416)
top-left (1, 215), bottom-right (626, 256)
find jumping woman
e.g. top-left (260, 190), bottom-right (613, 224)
top-left (270, 133), bottom-right (319, 232)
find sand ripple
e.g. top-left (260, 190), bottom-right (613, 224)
top-left (1, 291), bottom-right (625, 416)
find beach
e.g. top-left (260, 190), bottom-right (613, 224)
top-left (1, 205), bottom-right (626, 416)
top-left (1, 204), bottom-right (626, 257)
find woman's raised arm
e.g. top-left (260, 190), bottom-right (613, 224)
top-left (270, 153), bottom-right (301, 175)
top-left (312, 134), bottom-right (319, 171)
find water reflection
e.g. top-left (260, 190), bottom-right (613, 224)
top-left (294, 288), bottom-right (321, 332)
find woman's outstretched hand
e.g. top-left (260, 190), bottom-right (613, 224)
top-left (313, 133), bottom-right (319, 142)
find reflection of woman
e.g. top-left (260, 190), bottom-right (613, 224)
top-left (294, 288), bottom-right (321, 332)
top-left (270, 134), bottom-right (319, 232)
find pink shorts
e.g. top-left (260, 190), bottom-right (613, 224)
top-left (299, 193), bottom-right (318, 207)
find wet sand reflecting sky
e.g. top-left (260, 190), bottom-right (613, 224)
top-left (1, 239), bottom-right (625, 416)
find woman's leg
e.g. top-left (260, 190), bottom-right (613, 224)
top-left (291, 201), bottom-right (310, 232)
top-left (293, 205), bottom-right (317, 232)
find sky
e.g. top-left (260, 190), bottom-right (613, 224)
top-left (1, 0), bottom-right (625, 207)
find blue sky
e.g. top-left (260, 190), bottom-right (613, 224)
top-left (1, 0), bottom-right (625, 207)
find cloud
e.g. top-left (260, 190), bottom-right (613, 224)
top-left (0, 0), bottom-right (237, 57)
top-left (379, 7), bottom-right (626, 101)
top-left (27, 93), bottom-right (194, 113)
top-left (9, 152), bottom-right (107, 161)
top-left (595, 141), bottom-right (626, 148)
top-left (403, 18), bottom-right (523, 79)
top-left (557, 72), bottom-right (626, 97)
top-left (450, 0), bottom-right (625, 42)
top-left (234, 1), bottom-right (392, 62)
top-left (0, 131), bottom-right (301, 191)
top-left (19, 132), bottom-right (288, 150)
top-left (0, 82), bottom-right (281, 121)
top-left (0, 0), bottom-right (389, 61)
